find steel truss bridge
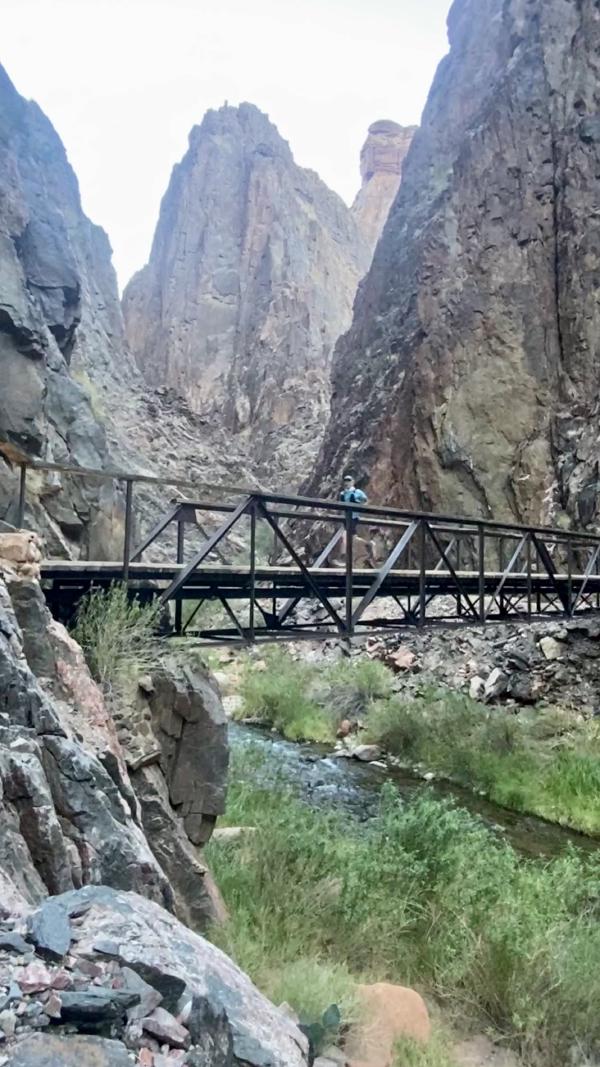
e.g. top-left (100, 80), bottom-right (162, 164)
top-left (10, 455), bottom-right (599, 645)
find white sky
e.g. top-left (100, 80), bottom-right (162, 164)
top-left (2, 0), bottom-right (451, 290)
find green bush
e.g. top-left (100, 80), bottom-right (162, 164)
top-left (72, 583), bottom-right (159, 702)
top-left (394, 1033), bottom-right (459, 1067)
top-left (239, 650), bottom-right (335, 741)
top-left (207, 741), bottom-right (600, 1062)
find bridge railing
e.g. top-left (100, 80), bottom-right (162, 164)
top-left (121, 488), bottom-right (600, 637)
top-left (5, 445), bottom-right (600, 640)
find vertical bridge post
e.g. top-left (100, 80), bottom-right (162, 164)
top-left (175, 517), bottom-right (185, 635)
top-left (345, 509), bottom-right (354, 637)
top-left (122, 478), bottom-right (134, 584)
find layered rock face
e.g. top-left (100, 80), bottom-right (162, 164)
top-left (0, 552), bottom-right (228, 930)
top-left (311, 0), bottom-right (600, 529)
top-left (123, 104), bottom-right (371, 486)
top-left (0, 64), bottom-right (135, 557)
top-left (351, 120), bottom-right (416, 255)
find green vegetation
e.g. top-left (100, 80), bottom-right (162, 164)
top-left (236, 649), bottom-right (600, 834)
top-left (365, 689), bottom-right (600, 835)
top-left (72, 583), bottom-right (159, 702)
top-left (237, 649), bottom-right (393, 742)
top-left (208, 741), bottom-right (600, 1064)
top-left (394, 1033), bottom-right (459, 1067)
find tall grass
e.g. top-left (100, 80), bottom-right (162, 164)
top-left (238, 649), bottom-right (394, 742)
top-left (364, 690), bottom-right (600, 834)
top-left (208, 741), bottom-right (600, 1064)
top-left (72, 583), bottom-right (159, 702)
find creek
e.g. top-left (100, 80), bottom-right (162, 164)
top-left (231, 723), bottom-right (599, 859)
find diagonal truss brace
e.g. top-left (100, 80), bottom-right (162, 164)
top-left (131, 502), bottom-right (182, 563)
top-left (257, 503), bottom-right (345, 632)
top-left (160, 496), bottom-right (251, 604)
top-left (425, 522), bottom-right (480, 620)
top-left (352, 522), bottom-right (419, 625)
top-left (571, 544), bottom-right (600, 613)
top-left (530, 533), bottom-right (571, 613)
top-left (277, 526), bottom-right (345, 627)
top-left (484, 534), bottom-right (528, 621)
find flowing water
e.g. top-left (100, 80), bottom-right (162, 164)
top-left (231, 723), bottom-right (599, 859)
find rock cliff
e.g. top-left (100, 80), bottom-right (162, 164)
top-left (0, 542), bottom-right (228, 930)
top-left (310, 0), bottom-right (600, 530)
top-left (122, 104), bottom-right (371, 487)
top-left (351, 120), bottom-right (416, 256)
top-left (0, 63), bottom-right (257, 561)
top-left (0, 63), bottom-right (137, 558)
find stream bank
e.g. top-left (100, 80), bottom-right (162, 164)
top-left (230, 723), bottom-right (599, 860)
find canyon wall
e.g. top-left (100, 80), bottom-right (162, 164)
top-left (0, 64), bottom-right (136, 556)
top-left (310, 0), bottom-right (600, 530)
top-left (122, 104), bottom-right (373, 486)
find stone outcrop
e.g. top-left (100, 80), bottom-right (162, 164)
top-left (0, 885), bottom-right (309, 1065)
top-left (0, 63), bottom-right (136, 558)
top-left (122, 104), bottom-right (371, 488)
top-left (0, 575), bottom-right (170, 913)
top-left (310, 0), bottom-right (600, 531)
top-left (0, 568), bottom-right (228, 930)
top-left (351, 121), bottom-right (416, 256)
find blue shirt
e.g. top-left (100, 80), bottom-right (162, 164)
top-left (340, 487), bottom-right (368, 519)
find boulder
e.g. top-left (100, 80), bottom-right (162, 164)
top-left (28, 899), bottom-right (72, 960)
top-left (469, 676), bottom-right (486, 701)
top-left (539, 636), bottom-right (563, 662)
top-left (6, 1033), bottom-right (135, 1066)
top-left (345, 983), bottom-right (429, 1067)
top-left (351, 745), bottom-right (382, 763)
top-left (484, 668), bottom-right (508, 702)
top-left (45, 885), bottom-right (308, 1067)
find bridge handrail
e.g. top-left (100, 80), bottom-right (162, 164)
top-left (5, 445), bottom-right (599, 549)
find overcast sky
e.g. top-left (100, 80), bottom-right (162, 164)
top-left (3, 0), bottom-right (451, 289)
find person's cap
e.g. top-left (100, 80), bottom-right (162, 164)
top-left (343, 475), bottom-right (353, 482)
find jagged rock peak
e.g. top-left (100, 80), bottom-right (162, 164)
top-left (351, 120), bottom-right (416, 254)
top-left (122, 102), bottom-right (371, 489)
top-left (188, 100), bottom-right (294, 163)
top-left (310, 0), bottom-right (600, 530)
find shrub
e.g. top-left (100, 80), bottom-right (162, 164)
top-left (72, 583), bottom-right (159, 702)
top-left (239, 650), bottom-right (337, 742)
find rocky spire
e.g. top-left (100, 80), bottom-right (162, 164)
top-left (351, 120), bottom-right (416, 255)
top-left (122, 104), bottom-right (371, 488)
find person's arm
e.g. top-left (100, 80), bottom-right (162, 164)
top-left (356, 489), bottom-right (368, 504)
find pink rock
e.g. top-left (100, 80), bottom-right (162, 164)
top-left (77, 959), bottom-right (104, 979)
top-left (17, 962), bottom-right (52, 993)
top-left (138, 1049), bottom-right (155, 1066)
top-left (142, 1007), bottom-right (190, 1050)
top-left (45, 993), bottom-right (62, 1019)
top-left (51, 969), bottom-right (73, 991)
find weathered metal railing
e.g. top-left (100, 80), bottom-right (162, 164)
top-left (5, 446), bottom-right (600, 645)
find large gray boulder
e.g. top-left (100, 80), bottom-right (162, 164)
top-left (26, 885), bottom-right (308, 1067)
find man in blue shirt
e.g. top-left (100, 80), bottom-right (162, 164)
top-left (338, 475), bottom-right (375, 566)
top-left (340, 475), bottom-right (368, 532)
